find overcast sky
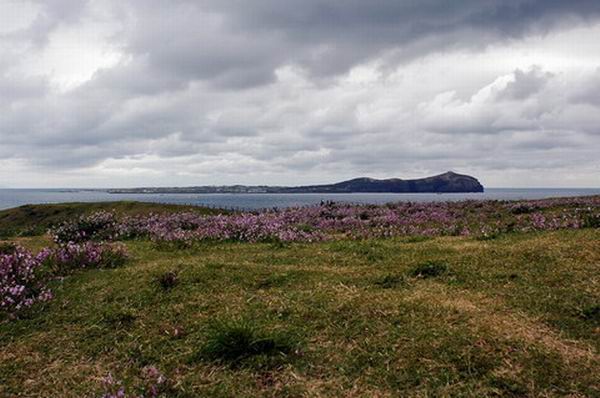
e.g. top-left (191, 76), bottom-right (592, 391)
top-left (1, 0), bottom-right (600, 188)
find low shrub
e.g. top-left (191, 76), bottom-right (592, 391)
top-left (0, 242), bottom-right (17, 255)
top-left (582, 213), bottom-right (600, 228)
top-left (255, 273), bottom-right (294, 289)
top-left (155, 271), bottom-right (179, 291)
top-left (102, 308), bottom-right (137, 329)
top-left (409, 261), bottom-right (448, 278)
top-left (51, 211), bottom-right (119, 244)
top-left (198, 318), bottom-right (300, 367)
top-left (579, 304), bottom-right (600, 324)
top-left (509, 203), bottom-right (538, 214)
top-left (39, 242), bottom-right (128, 276)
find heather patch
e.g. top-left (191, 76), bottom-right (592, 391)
top-left (41, 196), bottom-right (600, 247)
top-left (1, 242), bottom-right (127, 319)
top-left (0, 245), bottom-right (52, 318)
top-left (39, 242), bottom-right (128, 275)
top-left (52, 211), bottom-right (120, 244)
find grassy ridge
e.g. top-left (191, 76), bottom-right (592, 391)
top-left (1, 227), bottom-right (599, 396)
top-left (0, 201), bottom-right (228, 238)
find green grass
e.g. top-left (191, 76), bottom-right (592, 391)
top-left (0, 201), bottom-right (228, 238)
top-left (0, 210), bottom-right (599, 396)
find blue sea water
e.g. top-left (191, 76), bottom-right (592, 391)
top-left (1, 188), bottom-right (599, 211)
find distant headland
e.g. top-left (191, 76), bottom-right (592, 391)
top-left (108, 171), bottom-right (484, 194)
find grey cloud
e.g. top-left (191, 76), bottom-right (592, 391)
top-left (569, 68), bottom-right (600, 106)
top-left (210, 0), bottom-right (600, 72)
top-left (1, 0), bottom-right (600, 186)
top-left (0, 74), bottom-right (48, 104)
top-left (3, 0), bottom-right (91, 48)
top-left (108, 0), bottom-right (600, 90)
top-left (498, 67), bottom-right (553, 100)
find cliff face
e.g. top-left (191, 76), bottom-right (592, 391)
top-left (281, 171), bottom-right (484, 193)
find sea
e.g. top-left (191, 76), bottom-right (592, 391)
top-left (1, 188), bottom-right (600, 211)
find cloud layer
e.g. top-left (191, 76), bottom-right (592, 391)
top-left (1, 0), bottom-right (600, 187)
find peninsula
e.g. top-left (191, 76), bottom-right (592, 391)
top-left (108, 171), bottom-right (484, 194)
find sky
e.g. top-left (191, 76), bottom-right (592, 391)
top-left (1, 0), bottom-right (600, 188)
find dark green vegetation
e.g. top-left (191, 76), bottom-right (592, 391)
top-left (0, 201), bottom-right (226, 238)
top-left (197, 318), bottom-right (300, 368)
top-left (0, 203), bottom-right (599, 397)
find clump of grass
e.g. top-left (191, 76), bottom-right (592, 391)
top-left (268, 240), bottom-right (289, 249)
top-left (489, 375), bottom-right (528, 396)
top-left (0, 229), bottom-right (17, 239)
top-left (374, 273), bottom-right (406, 289)
top-left (403, 236), bottom-right (431, 243)
top-left (102, 309), bottom-right (137, 329)
top-left (0, 242), bottom-right (17, 255)
top-left (156, 271), bottom-right (179, 291)
top-left (409, 261), bottom-right (448, 278)
top-left (475, 231), bottom-right (500, 241)
top-left (328, 241), bottom-right (384, 262)
top-left (582, 213), bottom-right (600, 228)
top-left (18, 226), bottom-right (45, 237)
top-left (256, 273), bottom-right (291, 289)
top-left (197, 318), bottom-right (300, 367)
top-left (579, 304), bottom-right (600, 324)
top-left (510, 203), bottom-right (538, 214)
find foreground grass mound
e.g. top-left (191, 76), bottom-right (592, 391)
top-left (1, 227), bottom-right (599, 397)
top-left (1, 198), bottom-right (599, 396)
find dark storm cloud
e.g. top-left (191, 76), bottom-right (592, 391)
top-left (112, 0), bottom-right (600, 89)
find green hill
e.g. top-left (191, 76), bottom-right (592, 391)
top-left (0, 201), bottom-right (598, 396)
top-left (0, 201), bottom-right (228, 238)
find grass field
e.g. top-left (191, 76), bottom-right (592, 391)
top-left (0, 203), bottom-right (599, 397)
